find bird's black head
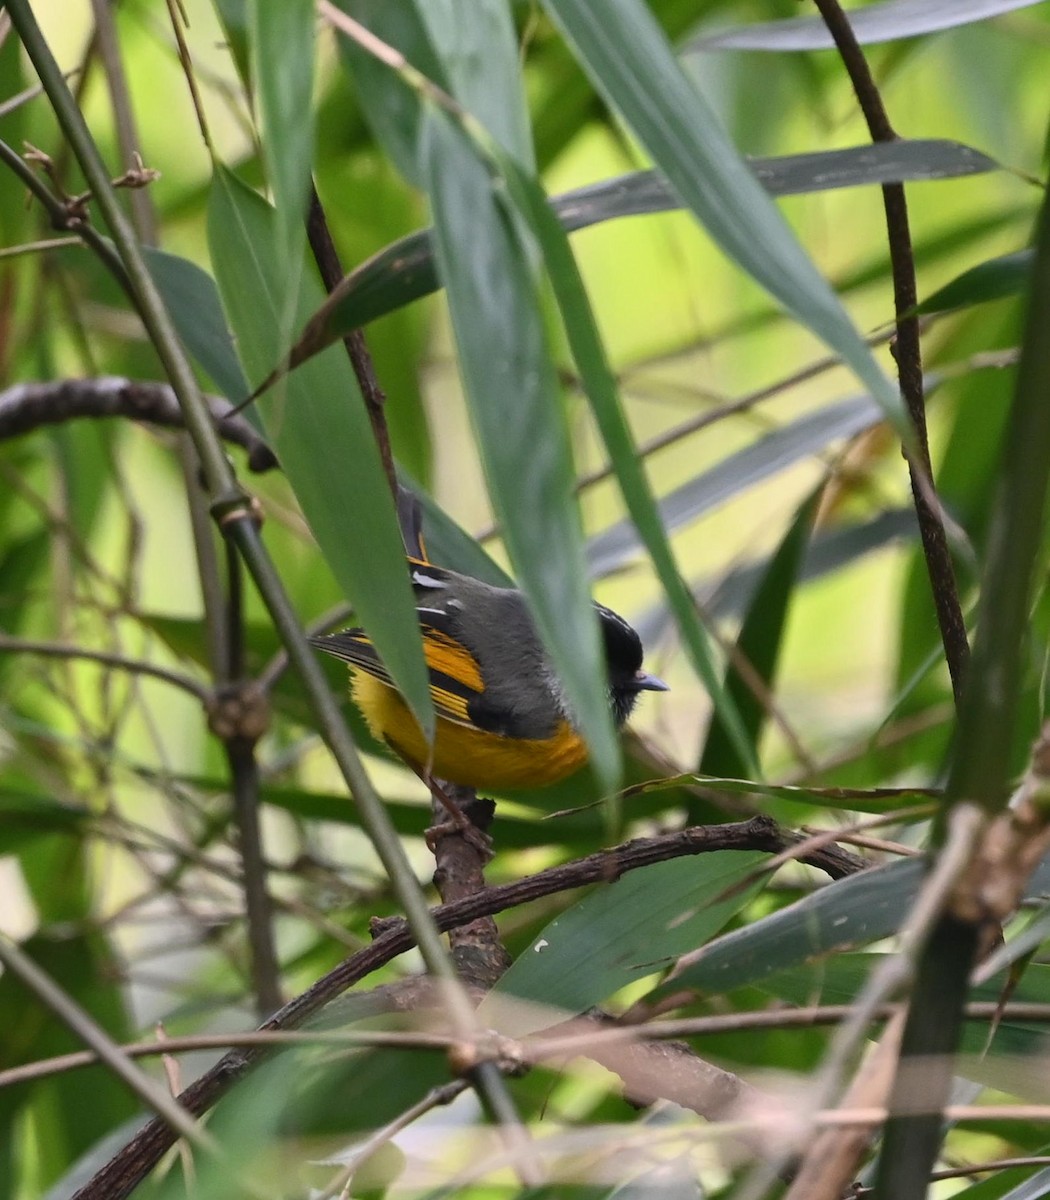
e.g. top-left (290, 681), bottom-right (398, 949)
top-left (595, 603), bottom-right (668, 726)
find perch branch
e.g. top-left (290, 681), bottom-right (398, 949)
top-left (0, 377), bottom-right (278, 471)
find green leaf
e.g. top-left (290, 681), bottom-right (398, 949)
top-left (499, 162), bottom-right (755, 775)
top-left (248, 0), bottom-right (314, 287)
top-left (541, 0), bottom-right (906, 439)
top-left (335, 0), bottom-right (448, 187)
top-left (917, 248), bottom-right (1032, 315)
top-left (625, 775), bottom-right (940, 815)
top-left (587, 395), bottom-right (879, 577)
top-left (144, 248), bottom-right (251, 406)
top-left (560, 141), bottom-right (997, 220)
top-left (952, 1162), bottom-right (1050, 1200)
top-left (698, 492), bottom-right (817, 785)
top-left (207, 166), bottom-right (433, 738)
top-left (283, 141), bottom-right (997, 370)
top-left (688, 0), bottom-right (1046, 53)
top-left (944, 160), bottom-right (1050, 815)
top-left (212, 0), bottom-right (251, 83)
top-left (260, 780), bottom-right (605, 849)
top-left (0, 934), bottom-right (137, 1188)
top-left (486, 850), bottom-right (769, 1034)
top-left (420, 108), bottom-right (619, 786)
top-left (417, 0), bottom-right (535, 169)
top-left (660, 858), bottom-right (926, 997)
top-left (761, 952), bottom-right (1050, 1061)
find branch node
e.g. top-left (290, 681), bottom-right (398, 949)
top-left (211, 492), bottom-right (264, 530)
top-left (205, 682), bottom-right (271, 744)
top-left (369, 914), bottom-right (405, 940)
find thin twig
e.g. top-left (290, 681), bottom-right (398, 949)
top-left (0, 633), bottom-right (211, 701)
top-left (0, 935), bottom-right (218, 1153)
top-left (163, 0), bottom-right (213, 151)
top-left (317, 1081), bottom-right (470, 1200)
top-left (8, 997), bottom-right (1050, 1094)
top-left (811, 0), bottom-right (969, 701)
top-left (87, 0), bottom-right (157, 245)
top-left (0, 135), bottom-right (131, 291)
top-left (306, 185), bottom-right (397, 497)
top-left (225, 734), bottom-right (283, 1018)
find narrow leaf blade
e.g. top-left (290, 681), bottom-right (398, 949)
top-left (487, 851), bottom-right (769, 1034)
top-left (420, 108), bottom-right (619, 786)
top-left (501, 162), bottom-right (756, 774)
top-left (248, 0), bottom-right (314, 276)
top-left (207, 166), bottom-right (432, 736)
top-left (285, 140), bottom-right (999, 370)
top-left (542, 0), bottom-right (906, 438)
top-left (689, 0), bottom-right (1045, 53)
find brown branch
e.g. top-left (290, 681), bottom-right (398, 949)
top-left (72, 815), bottom-right (865, 1200)
top-left (224, 732), bottom-right (283, 1018)
top-left (306, 185), bottom-right (397, 496)
top-left (10, 999), bottom-right (1050, 1093)
top-left (431, 789), bottom-right (512, 988)
top-left (0, 633), bottom-right (211, 701)
top-left (810, 0), bottom-right (970, 701)
top-left (0, 377), bottom-right (278, 471)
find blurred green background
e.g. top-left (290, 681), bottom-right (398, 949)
top-left (1, 1), bottom-right (1049, 1196)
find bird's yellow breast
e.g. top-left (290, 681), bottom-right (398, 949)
top-left (350, 671), bottom-right (587, 790)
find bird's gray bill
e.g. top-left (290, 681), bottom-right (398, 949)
top-left (634, 671), bottom-right (669, 692)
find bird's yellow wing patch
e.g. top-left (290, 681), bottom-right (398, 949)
top-left (420, 628), bottom-right (484, 691)
top-left (313, 626), bottom-right (483, 731)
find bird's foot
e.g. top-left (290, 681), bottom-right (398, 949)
top-left (424, 815), bottom-right (494, 862)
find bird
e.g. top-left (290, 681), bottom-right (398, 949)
top-left (310, 555), bottom-right (668, 794)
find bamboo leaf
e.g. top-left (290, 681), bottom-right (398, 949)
top-left (624, 775), bottom-right (940, 815)
top-left (688, 0), bottom-right (1046, 53)
top-left (248, 0), bottom-right (314, 285)
top-left (416, 0), bottom-right (534, 169)
top-left (698, 492), bottom-right (818, 784)
top-left (334, 0), bottom-right (447, 187)
top-left (143, 248), bottom-right (251, 408)
top-left (421, 108), bottom-right (619, 785)
top-left (917, 248), bottom-right (1032, 315)
top-left (207, 166), bottom-right (433, 737)
top-left (661, 858), bottom-right (925, 996)
top-left (286, 140), bottom-right (997, 371)
top-left (486, 851), bottom-right (769, 1035)
top-left (541, 0), bottom-right (906, 438)
top-left (499, 162), bottom-right (756, 774)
